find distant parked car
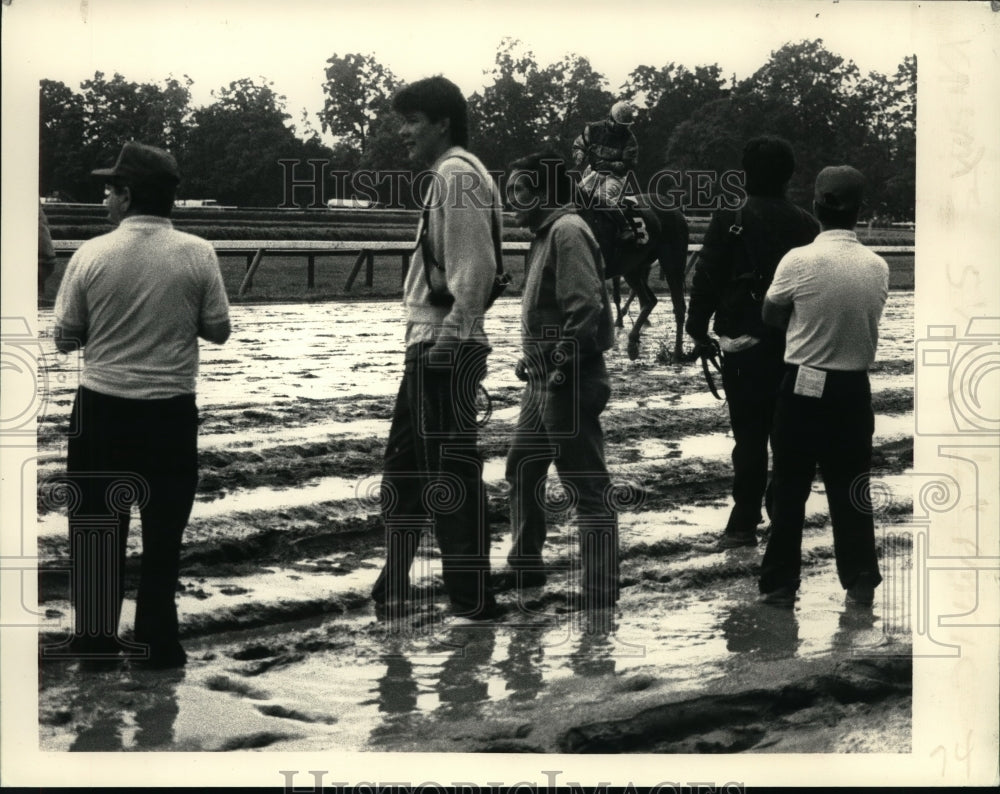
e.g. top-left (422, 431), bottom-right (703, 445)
top-left (326, 197), bottom-right (380, 209)
top-left (175, 199), bottom-right (221, 208)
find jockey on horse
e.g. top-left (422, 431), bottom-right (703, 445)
top-left (571, 101), bottom-right (691, 362)
top-left (572, 100), bottom-right (641, 270)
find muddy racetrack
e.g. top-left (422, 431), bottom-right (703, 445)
top-left (35, 293), bottom-right (914, 753)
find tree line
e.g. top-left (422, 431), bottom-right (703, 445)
top-left (40, 38), bottom-right (915, 220)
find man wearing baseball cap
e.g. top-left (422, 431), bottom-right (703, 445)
top-left (51, 141), bottom-right (231, 669)
top-left (757, 165), bottom-right (889, 608)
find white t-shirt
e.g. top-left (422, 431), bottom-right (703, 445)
top-left (766, 229), bottom-right (889, 371)
top-left (55, 215), bottom-right (230, 399)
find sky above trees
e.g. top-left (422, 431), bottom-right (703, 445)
top-left (21, 0), bottom-right (920, 146)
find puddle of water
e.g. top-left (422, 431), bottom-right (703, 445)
top-left (629, 433), bottom-right (733, 465)
top-left (46, 578), bottom-right (901, 751)
top-left (35, 294), bottom-right (915, 751)
top-left (40, 490), bottom-right (911, 753)
top-left (35, 295), bottom-right (914, 424)
top-left (175, 564), bottom-right (377, 618)
top-left (198, 417), bottom-right (391, 449)
top-left (34, 474), bottom-right (373, 542)
top-left (613, 391), bottom-right (729, 413)
top-left (874, 412), bottom-right (914, 437)
top-left (193, 474), bottom-right (365, 516)
top-left (201, 552), bottom-right (904, 750)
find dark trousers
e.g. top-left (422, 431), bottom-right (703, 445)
top-left (505, 356), bottom-right (618, 602)
top-left (371, 342), bottom-right (494, 617)
top-left (59, 386), bottom-right (198, 656)
top-left (720, 338), bottom-right (784, 536)
top-left (760, 366), bottom-right (883, 593)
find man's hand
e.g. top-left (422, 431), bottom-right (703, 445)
top-left (198, 319), bottom-right (231, 345)
top-left (691, 336), bottom-right (721, 361)
top-left (546, 368), bottom-right (568, 390)
top-left (762, 296), bottom-right (792, 330)
top-left (425, 337), bottom-right (460, 369)
top-left (54, 324), bottom-right (86, 353)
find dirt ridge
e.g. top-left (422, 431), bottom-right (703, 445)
top-left (557, 655), bottom-right (911, 752)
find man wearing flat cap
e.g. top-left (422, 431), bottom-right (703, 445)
top-left (757, 165), bottom-right (889, 608)
top-left (52, 141), bottom-right (231, 669)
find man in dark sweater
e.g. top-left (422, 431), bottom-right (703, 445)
top-left (686, 136), bottom-right (819, 550)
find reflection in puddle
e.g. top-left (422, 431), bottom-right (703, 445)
top-left (41, 537), bottom-right (909, 752)
top-left (720, 602), bottom-right (800, 659)
top-left (36, 294), bottom-right (914, 752)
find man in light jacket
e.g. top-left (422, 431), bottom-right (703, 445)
top-left (371, 76), bottom-right (503, 624)
top-left (499, 150), bottom-right (619, 615)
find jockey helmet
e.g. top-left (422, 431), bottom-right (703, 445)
top-left (610, 100), bottom-right (637, 126)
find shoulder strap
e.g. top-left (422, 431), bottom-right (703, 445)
top-left (419, 153), bottom-right (503, 278)
top-left (728, 206), bottom-right (762, 280)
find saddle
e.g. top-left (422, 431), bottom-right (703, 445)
top-left (578, 212), bottom-right (640, 280)
top-left (575, 185), bottom-right (645, 278)
top-left (619, 196), bottom-right (642, 239)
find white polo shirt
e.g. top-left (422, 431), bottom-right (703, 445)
top-left (766, 229), bottom-right (889, 371)
top-left (55, 215), bottom-right (230, 399)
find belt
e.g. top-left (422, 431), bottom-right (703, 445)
top-left (784, 363), bottom-right (868, 376)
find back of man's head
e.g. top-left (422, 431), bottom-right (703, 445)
top-left (392, 76), bottom-right (469, 148)
top-left (813, 165), bottom-right (865, 229)
top-left (508, 150), bottom-right (574, 208)
top-left (742, 135), bottom-right (796, 197)
top-left (93, 142), bottom-right (179, 217)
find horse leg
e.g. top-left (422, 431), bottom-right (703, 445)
top-left (612, 276), bottom-right (624, 329)
top-left (658, 215), bottom-right (692, 362)
top-left (666, 266), bottom-right (687, 360)
top-left (621, 288), bottom-right (638, 321)
top-left (625, 265), bottom-right (657, 361)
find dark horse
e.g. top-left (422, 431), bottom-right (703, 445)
top-left (578, 196), bottom-right (690, 361)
